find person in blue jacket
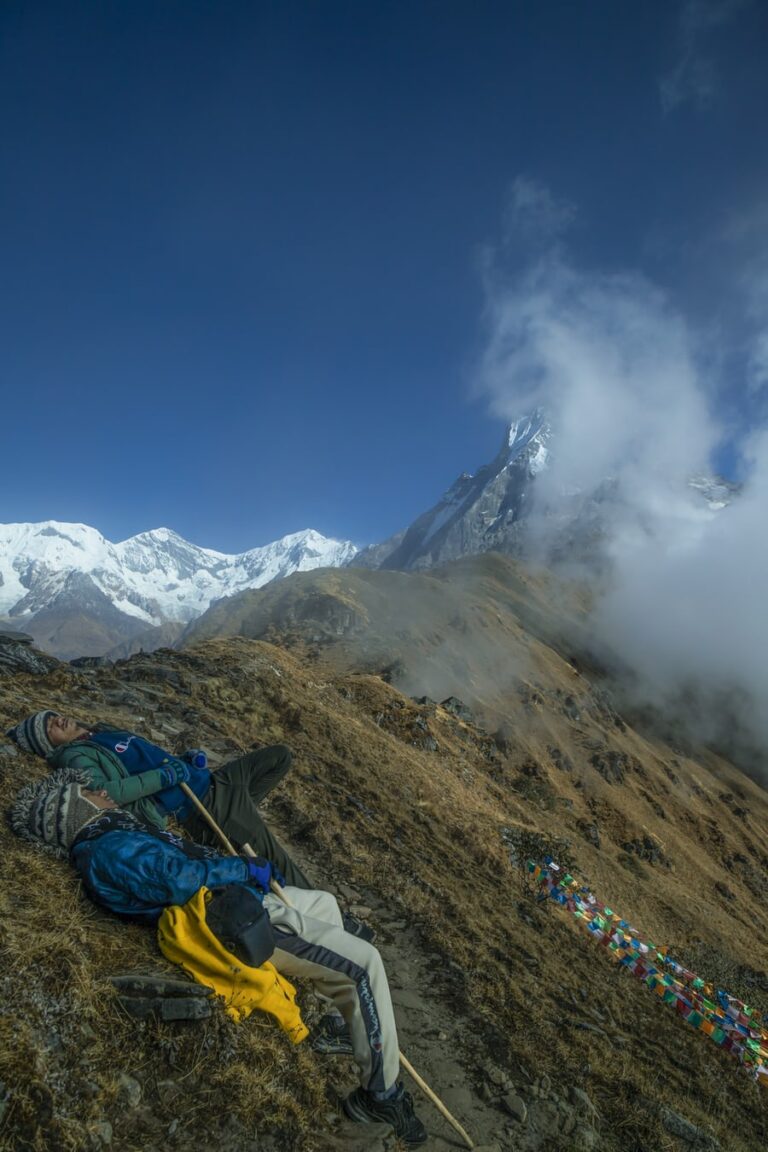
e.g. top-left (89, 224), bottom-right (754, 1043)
top-left (10, 769), bottom-right (427, 1147)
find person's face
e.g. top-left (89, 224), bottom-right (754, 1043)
top-left (81, 787), bottom-right (117, 810)
top-left (47, 714), bottom-right (89, 747)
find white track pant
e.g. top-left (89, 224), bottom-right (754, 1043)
top-left (263, 887), bottom-right (400, 1092)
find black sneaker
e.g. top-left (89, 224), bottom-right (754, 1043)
top-left (310, 1014), bottom-right (354, 1056)
top-left (343, 1084), bottom-right (427, 1147)
top-left (342, 912), bottom-right (377, 943)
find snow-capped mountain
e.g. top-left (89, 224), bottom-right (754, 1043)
top-left (352, 410), bottom-right (736, 573)
top-left (0, 523), bottom-right (357, 658)
top-left (353, 411), bottom-right (554, 570)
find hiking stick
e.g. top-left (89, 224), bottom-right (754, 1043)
top-left (180, 785), bottom-right (474, 1147)
top-left (180, 782), bottom-right (238, 855)
top-left (179, 782), bottom-right (286, 901)
top-left (399, 1053), bottom-right (474, 1149)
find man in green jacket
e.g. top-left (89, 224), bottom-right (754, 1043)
top-left (7, 709), bottom-right (312, 889)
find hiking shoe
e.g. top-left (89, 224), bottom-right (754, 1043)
top-left (343, 1084), bottom-right (427, 1147)
top-left (342, 912), bottom-right (377, 943)
top-left (310, 1014), bottom-right (354, 1056)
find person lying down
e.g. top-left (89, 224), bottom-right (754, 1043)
top-left (10, 768), bottom-right (427, 1147)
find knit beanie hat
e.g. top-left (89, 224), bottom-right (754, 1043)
top-left (10, 766), bottom-right (101, 859)
top-left (7, 710), bottom-right (57, 759)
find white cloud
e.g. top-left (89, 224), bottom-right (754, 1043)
top-left (477, 179), bottom-right (768, 761)
top-left (480, 244), bottom-right (716, 503)
top-left (595, 429), bottom-right (768, 752)
top-left (747, 333), bottom-right (768, 393)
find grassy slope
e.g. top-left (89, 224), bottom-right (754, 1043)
top-left (0, 628), bottom-right (767, 1150)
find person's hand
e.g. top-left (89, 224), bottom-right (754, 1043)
top-left (245, 856), bottom-right (275, 892)
top-left (172, 760), bottom-right (191, 784)
top-left (159, 760), bottom-right (191, 788)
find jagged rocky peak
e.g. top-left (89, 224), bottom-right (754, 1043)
top-left (502, 408), bottom-right (551, 472)
top-left (687, 474), bottom-right (740, 510)
top-left (352, 408), bottom-right (733, 574)
top-left (349, 410), bottom-right (554, 572)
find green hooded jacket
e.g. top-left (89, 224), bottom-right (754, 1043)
top-left (48, 739), bottom-right (167, 830)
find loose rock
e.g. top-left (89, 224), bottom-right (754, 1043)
top-left (500, 1093), bottom-right (527, 1122)
top-left (660, 1107), bottom-right (720, 1148)
top-left (116, 1073), bottom-right (142, 1109)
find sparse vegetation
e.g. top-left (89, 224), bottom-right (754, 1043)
top-left (1, 628), bottom-right (767, 1150)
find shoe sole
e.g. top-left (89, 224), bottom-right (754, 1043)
top-left (343, 1097), bottom-right (427, 1146)
top-left (311, 1038), bottom-right (355, 1056)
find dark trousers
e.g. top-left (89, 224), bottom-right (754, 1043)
top-left (183, 745), bottom-right (312, 889)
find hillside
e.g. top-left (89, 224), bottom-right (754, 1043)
top-left (182, 554), bottom-right (594, 728)
top-left (1, 626), bottom-right (767, 1150)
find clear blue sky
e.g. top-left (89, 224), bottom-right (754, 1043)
top-left (2, 1), bottom-right (766, 552)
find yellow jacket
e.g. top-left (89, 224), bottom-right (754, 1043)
top-left (157, 887), bottom-right (308, 1043)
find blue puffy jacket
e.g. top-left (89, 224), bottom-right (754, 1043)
top-left (70, 813), bottom-right (253, 923)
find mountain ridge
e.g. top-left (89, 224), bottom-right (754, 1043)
top-left (0, 412), bottom-right (741, 660)
top-left (352, 411), bottom-right (737, 573)
top-left (0, 521), bottom-right (357, 659)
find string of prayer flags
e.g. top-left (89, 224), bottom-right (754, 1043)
top-left (527, 857), bottom-right (768, 1087)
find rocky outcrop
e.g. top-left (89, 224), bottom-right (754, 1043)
top-left (351, 411), bottom-right (738, 575)
top-left (0, 630), bottom-right (60, 676)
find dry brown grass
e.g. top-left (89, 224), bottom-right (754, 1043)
top-left (1, 635), bottom-right (768, 1150)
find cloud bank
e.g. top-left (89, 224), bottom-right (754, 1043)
top-left (477, 177), bottom-right (768, 764)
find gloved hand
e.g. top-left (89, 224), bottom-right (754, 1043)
top-left (159, 759), bottom-right (191, 788)
top-left (245, 856), bottom-right (276, 892)
top-left (183, 749), bottom-right (207, 769)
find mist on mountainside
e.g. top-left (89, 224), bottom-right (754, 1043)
top-left (477, 177), bottom-right (768, 770)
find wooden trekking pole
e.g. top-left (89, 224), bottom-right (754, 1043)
top-left (180, 782), bottom-right (291, 902)
top-left (179, 782), bottom-right (474, 1148)
top-left (399, 1054), bottom-right (474, 1149)
top-left (180, 782), bottom-right (238, 855)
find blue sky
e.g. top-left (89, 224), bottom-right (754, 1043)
top-left (1, 1), bottom-right (766, 553)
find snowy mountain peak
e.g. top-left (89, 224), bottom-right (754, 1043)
top-left (353, 411), bottom-right (733, 576)
top-left (127, 526), bottom-right (194, 547)
top-left (688, 475), bottom-right (740, 511)
top-left (506, 408), bottom-right (547, 449)
top-left (0, 521), bottom-right (358, 656)
top-left (504, 410), bottom-right (551, 472)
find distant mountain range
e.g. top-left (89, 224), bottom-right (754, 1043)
top-left (0, 412), bottom-right (738, 659)
top-left (0, 523), bottom-right (357, 659)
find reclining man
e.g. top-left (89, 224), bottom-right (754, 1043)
top-left (7, 709), bottom-right (311, 888)
top-left (10, 770), bottom-right (427, 1147)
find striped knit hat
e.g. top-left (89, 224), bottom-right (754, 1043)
top-left (10, 766), bottom-right (101, 859)
top-left (6, 710), bottom-right (57, 759)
